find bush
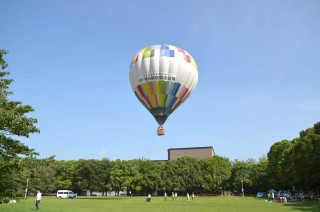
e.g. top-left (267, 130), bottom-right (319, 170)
top-left (0, 197), bottom-right (10, 204)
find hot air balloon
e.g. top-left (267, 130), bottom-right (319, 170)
top-left (129, 45), bottom-right (198, 136)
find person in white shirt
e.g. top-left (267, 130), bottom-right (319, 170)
top-left (35, 190), bottom-right (42, 210)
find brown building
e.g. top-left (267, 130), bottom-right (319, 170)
top-left (167, 146), bottom-right (215, 160)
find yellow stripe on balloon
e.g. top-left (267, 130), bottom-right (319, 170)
top-left (142, 48), bottom-right (152, 59)
top-left (150, 95), bottom-right (158, 107)
top-left (190, 56), bottom-right (198, 70)
top-left (158, 94), bottom-right (165, 107)
top-left (160, 81), bottom-right (167, 94)
top-left (141, 83), bottom-right (151, 97)
top-left (154, 81), bottom-right (160, 94)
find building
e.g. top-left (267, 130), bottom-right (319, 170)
top-left (167, 146), bottom-right (215, 160)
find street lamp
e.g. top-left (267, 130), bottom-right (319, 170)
top-left (241, 180), bottom-right (244, 197)
top-left (24, 179), bottom-right (29, 198)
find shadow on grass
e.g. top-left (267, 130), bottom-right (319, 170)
top-left (283, 200), bottom-right (320, 212)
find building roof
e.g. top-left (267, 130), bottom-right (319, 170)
top-left (167, 146), bottom-right (215, 160)
top-left (168, 146), bottom-right (214, 151)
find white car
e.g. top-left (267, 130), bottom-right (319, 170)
top-left (56, 190), bottom-right (77, 199)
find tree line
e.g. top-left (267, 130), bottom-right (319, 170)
top-left (1, 49), bottom-right (319, 201)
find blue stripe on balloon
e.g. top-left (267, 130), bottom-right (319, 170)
top-left (172, 83), bottom-right (181, 97)
top-left (170, 50), bottom-right (175, 57)
top-left (160, 49), bottom-right (170, 57)
top-left (166, 81), bottom-right (174, 96)
top-left (168, 96), bottom-right (177, 109)
top-left (161, 44), bottom-right (169, 50)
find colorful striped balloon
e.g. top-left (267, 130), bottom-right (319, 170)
top-left (129, 44), bottom-right (198, 129)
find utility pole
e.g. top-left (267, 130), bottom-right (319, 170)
top-left (24, 179), bottom-right (29, 198)
top-left (241, 180), bottom-right (244, 197)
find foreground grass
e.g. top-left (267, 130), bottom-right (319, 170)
top-left (1, 196), bottom-right (320, 212)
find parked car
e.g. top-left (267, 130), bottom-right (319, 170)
top-left (56, 190), bottom-right (77, 199)
top-left (256, 192), bottom-right (267, 198)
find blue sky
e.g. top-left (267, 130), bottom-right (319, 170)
top-left (1, 0), bottom-right (319, 161)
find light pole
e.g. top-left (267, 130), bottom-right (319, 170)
top-left (24, 179), bottom-right (29, 198)
top-left (241, 180), bottom-right (244, 197)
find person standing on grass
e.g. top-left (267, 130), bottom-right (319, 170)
top-left (192, 192), bottom-right (195, 200)
top-left (164, 192), bottom-right (167, 201)
top-left (187, 193), bottom-right (190, 202)
top-left (172, 192), bottom-right (175, 200)
top-left (35, 190), bottom-right (42, 210)
top-left (272, 192), bottom-right (274, 202)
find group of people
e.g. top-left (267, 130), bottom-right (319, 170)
top-left (186, 192), bottom-right (195, 202)
top-left (147, 192), bottom-right (195, 203)
top-left (267, 192), bottom-right (275, 202)
top-left (170, 192), bottom-right (177, 200)
top-left (266, 190), bottom-right (307, 203)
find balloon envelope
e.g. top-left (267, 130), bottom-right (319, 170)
top-left (129, 44), bottom-right (198, 126)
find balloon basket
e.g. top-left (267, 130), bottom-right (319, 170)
top-left (157, 127), bottom-right (165, 136)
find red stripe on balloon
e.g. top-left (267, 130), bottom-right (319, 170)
top-left (136, 85), bottom-right (145, 98)
top-left (145, 96), bottom-right (152, 109)
top-left (178, 87), bottom-right (188, 100)
top-left (148, 82), bottom-right (155, 96)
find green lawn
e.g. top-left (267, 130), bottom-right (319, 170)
top-left (1, 196), bottom-right (319, 212)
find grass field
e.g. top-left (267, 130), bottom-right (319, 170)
top-left (1, 196), bottom-right (319, 212)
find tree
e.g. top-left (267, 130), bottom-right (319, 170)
top-left (132, 159), bottom-right (161, 194)
top-left (162, 160), bottom-right (179, 192)
top-left (156, 161), bottom-right (169, 194)
top-left (291, 123), bottom-right (320, 194)
top-left (229, 160), bottom-right (252, 194)
top-left (126, 159), bottom-right (146, 195)
top-left (97, 158), bottom-right (112, 195)
top-left (73, 159), bottom-right (103, 195)
top-left (201, 156), bottom-right (231, 194)
top-left (21, 155), bottom-right (56, 195)
top-left (109, 159), bottom-right (127, 196)
top-left (250, 155), bottom-right (269, 192)
top-left (267, 139), bottom-right (294, 189)
top-left (0, 50), bottom-right (40, 158)
top-left (175, 156), bottom-right (203, 193)
top-left (55, 160), bottom-right (77, 190)
top-left (0, 49), bottom-right (40, 199)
